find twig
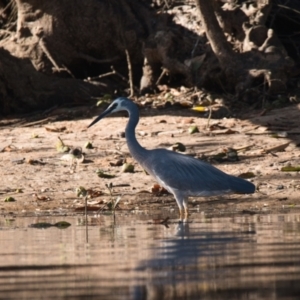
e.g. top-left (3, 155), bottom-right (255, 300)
top-left (57, 136), bottom-right (65, 146)
top-left (0, 29), bottom-right (13, 37)
top-left (111, 184), bottom-right (130, 188)
top-left (160, 217), bottom-right (170, 225)
top-left (96, 183), bottom-right (113, 215)
top-left (22, 117), bottom-right (56, 127)
top-left (125, 49), bottom-right (134, 97)
top-left (263, 142), bottom-right (290, 154)
top-left (206, 104), bottom-right (212, 128)
top-left (196, 92), bottom-right (212, 128)
top-left (39, 38), bottom-right (60, 71)
top-left (277, 4), bottom-right (300, 15)
top-left (163, 0), bottom-right (170, 9)
top-left (111, 66), bottom-right (128, 82)
top-left (85, 196), bottom-right (88, 243)
top-left (262, 74), bottom-right (267, 108)
top-left (42, 105), bottom-right (59, 115)
top-left (87, 70), bottom-right (116, 81)
top-left (106, 183), bottom-right (113, 196)
top-left (156, 68), bottom-right (168, 85)
top-left (78, 53), bottom-right (119, 64)
top-left (2, 0), bottom-right (15, 16)
top-left (191, 37), bottom-right (200, 58)
top-left (61, 64), bottom-right (75, 78)
top-left (39, 38), bottom-right (75, 78)
top-left (88, 71), bottom-right (116, 81)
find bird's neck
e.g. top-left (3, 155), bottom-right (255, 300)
top-left (125, 105), bottom-right (148, 162)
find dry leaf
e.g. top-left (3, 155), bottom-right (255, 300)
top-left (212, 129), bottom-right (237, 135)
top-left (179, 100), bottom-right (193, 107)
top-left (87, 200), bottom-right (103, 205)
top-left (151, 184), bottom-right (169, 195)
top-left (170, 142), bottom-right (186, 152)
top-left (209, 124), bottom-right (225, 131)
top-left (84, 141), bottom-right (93, 149)
top-left (109, 159), bottom-right (124, 167)
top-left (168, 88), bottom-right (180, 96)
top-left (238, 172), bottom-right (256, 179)
top-left (33, 193), bottom-right (51, 201)
top-left (281, 166), bottom-right (300, 172)
top-left (96, 169), bottom-right (115, 178)
top-left (121, 163), bottom-right (134, 173)
top-left (88, 190), bottom-right (103, 198)
top-left (45, 126), bottom-right (66, 132)
top-left (56, 137), bottom-right (70, 153)
top-left (74, 206), bottom-right (101, 212)
top-left (157, 85), bottom-right (169, 92)
top-left (270, 132), bottom-right (288, 138)
top-left (138, 131), bottom-right (147, 137)
top-left (191, 106), bottom-right (207, 112)
top-left (263, 142), bottom-right (290, 154)
top-left (26, 158), bottom-right (46, 165)
top-left (181, 118), bottom-right (194, 124)
top-left (188, 125), bottom-right (199, 134)
top-left (4, 196), bottom-right (16, 202)
top-left (157, 130), bottom-right (184, 136)
top-left (2, 145), bottom-right (15, 152)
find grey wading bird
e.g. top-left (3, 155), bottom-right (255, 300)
top-left (88, 97), bottom-right (255, 221)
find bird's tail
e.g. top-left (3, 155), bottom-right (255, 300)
top-left (230, 176), bottom-right (255, 194)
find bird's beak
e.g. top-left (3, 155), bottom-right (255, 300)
top-left (87, 106), bottom-right (114, 128)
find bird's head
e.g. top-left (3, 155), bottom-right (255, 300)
top-left (88, 97), bottom-right (130, 128)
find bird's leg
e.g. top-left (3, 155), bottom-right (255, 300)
top-left (183, 207), bottom-right (188, 222)
top-left (183, 198), bottom-right (189, 222)
top-left (173, 194), bottom-right (184, 222)
top-left (179, 209), bottom-right (184, 222)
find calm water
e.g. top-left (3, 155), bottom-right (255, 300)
top-left (0, 212), bottom-right (300, 300)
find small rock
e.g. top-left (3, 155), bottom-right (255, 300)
top-left (118, 131), bottom-right (126, 138)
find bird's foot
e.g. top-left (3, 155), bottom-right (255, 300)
top-left (179, 209), bottom-right (184, 223)
top-left (178, 208), bottom-right (189, 223)
top-left (179, 217), bottom-right (188, 223)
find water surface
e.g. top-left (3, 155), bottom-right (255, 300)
top-left (0, 212), bottom-right (300, 299)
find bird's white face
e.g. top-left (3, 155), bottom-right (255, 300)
top-left (88, 97), bottom-right (129, 128)
top-left (107, 98), bottom-right (126, 114)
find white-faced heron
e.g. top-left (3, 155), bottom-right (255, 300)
top-left (88, 97), bottom-right (255, 221)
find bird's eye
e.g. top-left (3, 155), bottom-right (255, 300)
top-left (110, 103), bottom-right (118, 110)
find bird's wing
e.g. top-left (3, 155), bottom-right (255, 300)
top-left (143, 149), bottom-right (234, 196)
